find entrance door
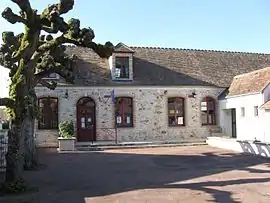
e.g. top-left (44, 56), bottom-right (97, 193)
top-left (231, 108), bottom-right (237, 138)
top-left (76, 97), bottom-right (96, 142)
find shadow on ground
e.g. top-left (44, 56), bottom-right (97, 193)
top-left (1, 147), bottom-right (270, 203)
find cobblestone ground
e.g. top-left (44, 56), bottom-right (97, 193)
top-left (0, 146), bottom-right (270, 203)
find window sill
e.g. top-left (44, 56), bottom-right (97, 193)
top-left (113, 78), bottom-right (132, 81)
top-left (116, 125), bottom-right (134, 128)
top-left (168, 125), bottom-right (185, 127)
top-left (37, 128), bottom-right (58, 130)
top-left (201, 124), bottom-right (216, 126)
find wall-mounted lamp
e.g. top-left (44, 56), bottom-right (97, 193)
top-left (188, 90), bottom-right (196, 98)
top-left (64, 89), bottom-right (69, 99)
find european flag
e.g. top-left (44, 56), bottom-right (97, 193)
top-left (111, 89), bottom-right (115, 104)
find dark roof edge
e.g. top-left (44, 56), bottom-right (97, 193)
top-left (130, 46), bottom-right (270, 55)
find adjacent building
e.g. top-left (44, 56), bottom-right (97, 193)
top-left (219, 67), bottom-right (270, 143)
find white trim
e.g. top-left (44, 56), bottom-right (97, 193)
top-left (225, 91), bottom-right (261, 99)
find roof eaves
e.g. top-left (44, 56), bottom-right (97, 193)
top-left (260, 100), bottom-right (270, 109)
top-left (225, 91), bottom-right (261, 99)
top-left (114, 42), bottom-right (135, 53)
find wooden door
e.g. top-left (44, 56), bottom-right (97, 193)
top-left (76, 97), bottom-right (96, 142)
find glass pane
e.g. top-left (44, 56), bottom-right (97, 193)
top-left (208, 114), bottom-right (212, 124)
top-left (168, 98), bottom-right (175, 115)
top-left (116, 116), bottom-right (122, 124)
top-left (115, 57), bottom-right (129, 78)
top-left (124, 98), bottom-right (132, 113)
top-left (38, 97), bottom-right (58, 129)
top-left (201, 112), bottom-right (208, 124)
top-left (168, 116), bottom-right (176, 125)
top-left (201, 101), bottom-right (207, 111)
top-left (208, 101), bottom-right (214, 111)
top-left (115, 68), bottom-right (121, 78)
top-left (39, 100), bottom-right (45, 108)
top-left (115, 97), bottom-right (133, 126)
top-left (175, 99), bottom-right (183, 116)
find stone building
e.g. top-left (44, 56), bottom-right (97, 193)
top-left (34, 43), bottom-right (270, 147)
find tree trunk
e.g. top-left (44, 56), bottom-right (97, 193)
top-left (3, 60), bottom-right (29, 191)
top-left (23, 116), bottom-right (38, 170)
top-left (22, 29), bottom-right (40, 171)
top-left (5, 122), bottom-right (24, 183)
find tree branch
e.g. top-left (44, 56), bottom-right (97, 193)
top-left (1, 7), bottom-right (28, 25)
top-left (41, 24), bottom-right (59, 34)
top-left (34, 69), bottom-right (52, 79)
top-left (0, 54), bottom-right (18, 70)
top-left (38, 80), bottom-right (57, 90)
top-left (53, 64), bottom-right (74, 83)
top-left (0, 98), bottom-right (15, 108)
top-left (10, 0), bottom-right (33, 20)
top-left (41, 0), bottom-right (74, 17)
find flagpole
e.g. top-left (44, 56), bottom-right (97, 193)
top-left (111, 89), bottom-right (118, 144)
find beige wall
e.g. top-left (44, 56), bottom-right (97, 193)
top-left (35, 86), bottom-right (224, 147)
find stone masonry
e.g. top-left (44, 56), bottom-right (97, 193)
top-left (35, 86), bottom-right (224, 147)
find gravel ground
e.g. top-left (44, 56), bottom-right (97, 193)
top-left (0, 145), bottom-right (270, 203)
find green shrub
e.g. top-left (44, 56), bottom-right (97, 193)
top-left (58, 120), bottom-right (74, 138)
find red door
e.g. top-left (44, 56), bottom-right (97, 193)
top-left (76, 97), bottom-right (96, 142)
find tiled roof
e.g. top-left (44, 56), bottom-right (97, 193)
top-left (60, 43), bottom-right (270, 87)
top-left (227, 67), bottom-right (270, 97)
top-left (261, 100), bottom-right (270, 110)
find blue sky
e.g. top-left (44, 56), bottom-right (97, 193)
top-left (1, 0), bottom-right (270, 97)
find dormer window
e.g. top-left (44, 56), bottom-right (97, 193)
top-left (111, 43), bottom-right (135, 81)
top-left (115, 56), bottom-right (129, 79)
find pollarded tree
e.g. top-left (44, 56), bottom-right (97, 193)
top-left (0, 0), bottom-right (113, 190)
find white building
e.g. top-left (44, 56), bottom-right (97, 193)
top-left (219, 67), bottom-right (270, 143)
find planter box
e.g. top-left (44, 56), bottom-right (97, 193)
top-left (58, 137), bottom-right (76, 151)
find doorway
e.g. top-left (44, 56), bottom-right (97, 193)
top-left (231, 108), bottom-right (237, 138)
top-left (76, 97), bottom-right (96, 142)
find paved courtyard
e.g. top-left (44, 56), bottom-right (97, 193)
top-left (1, 145), bottom-right (270, 203)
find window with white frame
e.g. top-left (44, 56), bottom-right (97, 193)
top-left (241, 107), bottom-right (245, 117)
top-left (254, 106), bottom-right (258, 116)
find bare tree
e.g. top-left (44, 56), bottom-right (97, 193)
top-left (0, 0), bottom-right (113, 191)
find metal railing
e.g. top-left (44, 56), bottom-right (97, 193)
top-left (0, 130), bottom-right (8, 172)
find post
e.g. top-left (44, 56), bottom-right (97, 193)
top-left (115, 124), bottom-right (118, 145)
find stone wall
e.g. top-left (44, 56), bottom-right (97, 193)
top-left (35, 86), bottom-right (225, 147)
top-left (0, 130), bottom-right (8, 172)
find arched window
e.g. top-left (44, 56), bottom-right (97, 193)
top-left (38, 97), bottom-right (58, 129)
top-left (201, 97), bottom-right (216, 125)
top-left (115, 97), bottom-right (133, 127)
top-left (168, 97), bottom-right (185, 126)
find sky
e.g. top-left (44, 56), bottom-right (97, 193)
top-left (1, 0), bottom-right (270, 98)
